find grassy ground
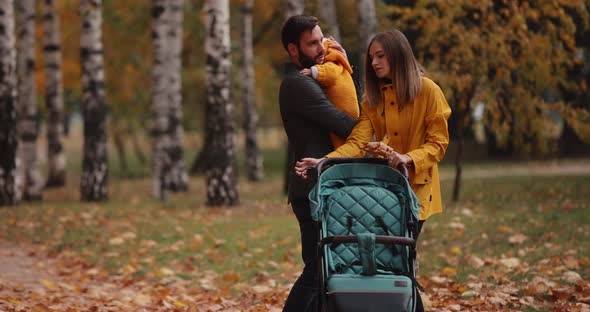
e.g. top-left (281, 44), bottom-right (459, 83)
top-left (2, 127), bottom-right (590, 310)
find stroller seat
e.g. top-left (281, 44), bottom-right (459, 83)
top-left (309, 158), bottom-right (421, 312)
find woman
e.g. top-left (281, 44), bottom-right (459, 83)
top-left (295, 29), bottom-right (451, 226)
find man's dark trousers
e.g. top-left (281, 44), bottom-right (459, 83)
top-left (282, 199), bottom-right (319, 311)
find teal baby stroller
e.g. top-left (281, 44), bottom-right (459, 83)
top-left (309, 158), bottom-right (422, 312)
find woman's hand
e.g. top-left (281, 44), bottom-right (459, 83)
top-left (361, 142), bottom-right (393, 158)
top-left (387, 152), bottom-right (413, 168)
top-left (295, 157), bottom-right (324, 179)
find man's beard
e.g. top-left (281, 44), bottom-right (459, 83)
top-left (298, 47), bottom-right (324, 68)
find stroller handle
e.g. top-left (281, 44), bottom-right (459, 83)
top-left (320, 235), bottom-right (416, 248)
top-left (316, 157), bottom-right (409, 180)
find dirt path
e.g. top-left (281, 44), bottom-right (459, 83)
top-left (0, 242), bottom-right (50, 291)
top-left (440, 159), bottom-right (590, 180)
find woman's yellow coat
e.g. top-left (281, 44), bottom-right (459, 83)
top-left (326, 77), bottom-right (451, 220)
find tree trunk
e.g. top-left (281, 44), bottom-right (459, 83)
top-left (282, 0), bottom-right (304, 193)
top-left (452, 137), bottom-right (463, 202)
top-left (358, 0), bottom-right (377, 76)
top-left (80, 0), bottom-right (108, 201)
top-left (151, 0), bottom-right (188, 200)
top-left (205, 0), bottom-right (239, 206)
top-left (0, 0), bottom-right (19, 206)
top-left (167, 0), bottom-right (188, 191)
top-left (112, 127), bottom-right (128, 175)
top-left (43, 0), bottom-right (66, 188)
top-left (319, 0), bottom-right (341, 42)
top-left (16, 0), bottom-right (43, 200)
top-left (241, 0), bottom-right (263, 182)
top-left (151, 0), bottom-right (172, 200)
top-left (131, 131), bottom-right (147, 165)
top-left (284, 0), bottom-right (304, 18)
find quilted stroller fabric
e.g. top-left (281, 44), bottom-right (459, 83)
top-left (309, 159), bottom-right (420, 312)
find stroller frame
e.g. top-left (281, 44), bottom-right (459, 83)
top-left (310, 158), bottom-right (421, 312)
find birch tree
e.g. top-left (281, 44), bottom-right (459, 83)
top-left (151, 0), bottom-right (188, 200)
top-left (0, 0), bottom-right (19, 205)
top-left (285, 0), bottom-right (304, 18)
top-left (80, 0), bottom-right (108, 201)
top-left (282, 0), bottom-right (304, 193)
top-left (319, 0), bottom-right (341, 42)
top-left (240, 0), bottom-right (263, 181)
top-left (16, 0), bottom-right (43, 200)
top-left (43, 0), bottom-right (66, 188)
top-left (205, 0), bottom-right (238, 206)
top-left (358, 0), bottom-right (377, 75)
top-left (167, 0), bottom-right (188, 192)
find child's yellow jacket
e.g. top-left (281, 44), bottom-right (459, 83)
top-left (315, 41), bottom-right (359, 148)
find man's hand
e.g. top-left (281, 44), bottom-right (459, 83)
top-left (295, 157), bottom-right (324, 179)
top-left (326, 36), bottom-right (347, 60)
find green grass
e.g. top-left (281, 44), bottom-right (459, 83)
top-left (2, 158), bottom-right (589, 295)
top-left (419, 174), bottom-right (590, 281)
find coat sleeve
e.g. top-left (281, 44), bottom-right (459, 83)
top-left (283, 76), bottom-right (356, 139)
top-left (406, 83), bottom-right (452, 175)
top-left (315, 62), bottom-right (343, 88)
top-left (325, 99), bottom-right (373, 158)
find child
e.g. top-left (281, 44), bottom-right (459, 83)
top-left (300, 37), bottom-right (359, 148)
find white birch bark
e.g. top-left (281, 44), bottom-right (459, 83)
top-left (284, 0), bottom-right (304, 19)
top-left (151, 0), bottom-right (171, 200)
top-left (80, 0), bottom-right (108, 201)
top-left (151, 0), bottom-right (187, 201)
top-left (241, 0), bottom-right (263, 181)
top-left (16, 0), bottom-right (43, 200)
top-left (167, 0), bottom-right (188, 192)
top-left (358, 0), bottom-right (377, 71)
top-left (319, 0), bottom-right (341, 42)
top-left (205, 0), bottom-right (239, 206)
top-left (43, 0), bottom-right (66, 187)
top-left (0, 0), bottom-right (20, 205)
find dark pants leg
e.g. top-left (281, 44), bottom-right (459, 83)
top-left (283, 199), bottom-right (319, 312)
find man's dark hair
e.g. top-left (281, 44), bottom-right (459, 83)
top-left (281, 15), bottom-right (319, 52)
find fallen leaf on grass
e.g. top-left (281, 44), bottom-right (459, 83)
top-left (497, 226), bottom-right (512, 233)
top-left (562, 271), bottom-right (583, 284)
top-left (109, 237), bottom-right (125, 246)
top-left (222, 271), bottom-right (240, 283)
top-left (508, 233), bottom-right (528, 245)
top-left (498, 257), bottom-right (520, 269)
top-left (442, 267), bottom-right (457, 276)
top-left (42, 279), bottom-right (56, 290)
top-left (465, 255), bottom-right (485, 268)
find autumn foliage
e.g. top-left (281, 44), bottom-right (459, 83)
top-left (385, 0), bottom-right (590, 156)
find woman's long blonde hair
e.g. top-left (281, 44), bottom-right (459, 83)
top-left (364, 30), bottom-right (424, 110)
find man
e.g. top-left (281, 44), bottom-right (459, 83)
top-left (279, 15), bottom-right (357, 312)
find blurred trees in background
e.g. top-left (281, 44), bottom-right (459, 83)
top-left (203, 0), bottom-right (239, 206)
top-left (0, 0), bottom-right (587, 206)
top-left (385, 0), bottom-right (590, 157)
top-left (43, 0), bottom-right (66, 188)
top-left (16, 0), bottom-right (43, 200)
top-left (151, 0), bottom-right (188, 200)
top-left (80, 0), bottom-right (108, 201)
top-left (240, 0), bottom-right (264, 181)
top-left (0, 0), bottom-right (19, 205)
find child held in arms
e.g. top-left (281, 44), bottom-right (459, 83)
top-left (300, 36), bottom-right (359, 148)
